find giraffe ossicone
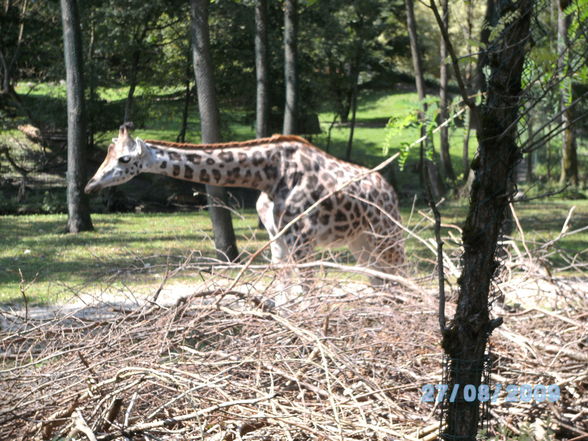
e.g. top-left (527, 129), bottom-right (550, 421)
top-left (85, 123), bottom-right (405, 278)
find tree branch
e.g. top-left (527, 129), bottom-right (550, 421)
top-left (428, 0), bottom-right (476, 111)
top-left (96, 394), bottom-right (276, 441)
top-left (423, 161), bottom-right (447, 334)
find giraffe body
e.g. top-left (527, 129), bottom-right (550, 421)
top-left (85, 125), bottom-right (404, 275)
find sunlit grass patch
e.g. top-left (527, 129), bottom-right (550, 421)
top-left (0, 211), bottom-right (266, 304)
top-left (2, 200), bottom-right (585, 304)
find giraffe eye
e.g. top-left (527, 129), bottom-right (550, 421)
top-left (119, 155), bottom-right (131, 164)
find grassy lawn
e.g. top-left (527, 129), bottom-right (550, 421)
top-left (0, 210), bottom-right (268, 304)
top-left (13, 82), bottom-right (469, 177)
top-left (1, 200), bottom-right (586, 304)
top-left (3, 82), bottom-right (586, 304)
top-left (317, 91), bottom-right (473, 165)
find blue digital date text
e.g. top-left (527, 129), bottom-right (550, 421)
top-left (421, 383), bottom-right (560, 403)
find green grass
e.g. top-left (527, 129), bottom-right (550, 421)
top-left (1, 200), bottom-right (586, 304)
top-left (13, 82), bottom-right (472, 182)
top-left (315, 90), bottom-right (475, 179)
top-left (0, 210), bottom-right (268, 304)
top-left (3, 82), bottom-right (586, 304)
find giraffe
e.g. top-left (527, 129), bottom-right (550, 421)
top-left (85, 124), bottom-right (405, 279)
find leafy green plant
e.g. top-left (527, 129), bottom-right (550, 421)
top-left (40, 190), bottom-right (66, 214)
top-left (383, 110), bottom-right (419, 169)
top-left (382, 96), bottom-right (441, 170)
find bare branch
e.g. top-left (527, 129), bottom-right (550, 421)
top-left (428, 0), bottom-right (477, 111)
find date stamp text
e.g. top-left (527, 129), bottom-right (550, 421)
top-left (421, 383), bottom-right (560, 403)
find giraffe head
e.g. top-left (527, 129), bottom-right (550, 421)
top-left (85, 123), bottom-right (147, 193)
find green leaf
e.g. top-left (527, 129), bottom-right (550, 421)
top-left (465, 38), bottom-right (486, 49)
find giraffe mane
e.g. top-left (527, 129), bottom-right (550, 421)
top-left (143, 134), bottom-right (312, 149)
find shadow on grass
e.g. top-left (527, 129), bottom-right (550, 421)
top-left (0, 212), bottom-right (269, 305)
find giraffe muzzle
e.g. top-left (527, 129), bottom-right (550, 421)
top-left (84, 178), bottom-right (100, 194)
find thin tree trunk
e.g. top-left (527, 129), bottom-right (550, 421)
top-left (60, 0), bottom-right (93, 233)
top-left (441, 1), bottom-right (533, 437)
top-left (475, 0), bottom-right (496, 95)
top-left (283, 0), bottom-right (298, 134)
top-left (255, 0), bottom-right (270, 138)
top-left (1, 0), bottom-right (28, 119)
top-left (344, 62), bottom-right (360, 162)
top-left (177, 76), bottom-right (191, 143)
top-left (325, 113), bottom-right (338, 154)
top-left (0, 0), bottom-right (27, 94)
top-left (406, 0), bottom-right (444, 198)
top-left (462, 109), bottom-right (471, 182)
top-left (406, 0), bottom-right (426, 103)
top-left (87, 14), bottom-right (96, 150)
top-left (124, 50), bottom-right (141, 123)
top-left (439, 0), bottom-right (455, 181)
top-left (526, 107), bottom-right (534, 182)
top-left (547, 133), bottom-right (552, 180)
top-left (405, 0), bottom-right (427, 187)
top-left (340, 62), bottom-right (358, 124)
top-left (0, 49), bottom-right (10, 94)
top-left (558, 0), bottom-right (578, 186)
top-left (337, 76), bottom-right (352, 124)
top-left (189, 0), bottom-right (238, 262)
top-left (460, 0), bottom-right (474, 182)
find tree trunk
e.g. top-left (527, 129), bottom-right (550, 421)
top-left (406, 0), bottom-right (427, 187)
top-left (441, 1), bottom-right (533, 438)
top-left (338, 61), bottom-right (358, 124)
top-left (124, 50), bottom-right (141, 123)
top-left (344, 61), bottom-right (360, 162)
top-left (0, 0), bottom-right (27, 94)
top-left (0, 49), bottom-right (10, 94)
top-left (60, 0), bottom-right (93, 233)
top-left (526, 107), bottom-right (534, 183)
top-left (255, 0), bottom-right (270, 139)
top-left (406, 0), bottom-right (425, 103)
top-left (475, 0), bottom-right (496, 95)
top-left (336, 75), bottom-right (353, 124)
top-left (325, 113), bottom-right (338, 154)
top-left (1, 0), bottom-right (34, 123)
top-left (405, 0), bottom-right (443, 196)
top-left (547, 135), bottom-right (552, 180)
top-left (87, 14), bottom-right (97, 150)
top-left (460, 0), bottom-right (474, 182)
top-left (438, 0), bottom-right (455, 181)
top-left (462, 109), bottom-right (471, 182)
top-left (283, 0), bottom-right (298, 134)
top-left (177, 76), bottom-right (191, 143)
top-left (558, 0), bottom-right (578, 186)
top-left (189, 0), bottom-right (238, 262)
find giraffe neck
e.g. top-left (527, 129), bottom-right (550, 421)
top-left (142, 137), bottom-right (296, 193)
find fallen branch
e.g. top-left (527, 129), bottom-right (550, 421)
top-left (96, 394), bottom-right (276, 441)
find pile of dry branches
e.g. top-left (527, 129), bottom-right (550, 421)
top-left (488, 240), bottom-right (588, 439)
top-left (1, 205), bottom-right (586, 440)
top-left (1, 275), bottom-right (444, 441)
top-left (1, 260), bottom-right (586, 441)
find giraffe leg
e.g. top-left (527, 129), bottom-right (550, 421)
top-left (350, 234), bottom-right (402, 287)
top-left (256, 194), bottom-right (307, 306)
top-left (292, 239), bottom-right (317, 292)
top-left (349, 235), bottom-right (382, 286)
top-left (256, 193), bottom-right (290, 265)
top-left (256, 194), bottom-right (320, 305)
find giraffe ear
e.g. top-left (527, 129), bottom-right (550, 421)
top-left (134, 137), bottom-right (145, 154)
top-left (119, 122), bottom-right (134, 137)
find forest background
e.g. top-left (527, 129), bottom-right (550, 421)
top-left (0, 0), bottom-right (587, 300)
